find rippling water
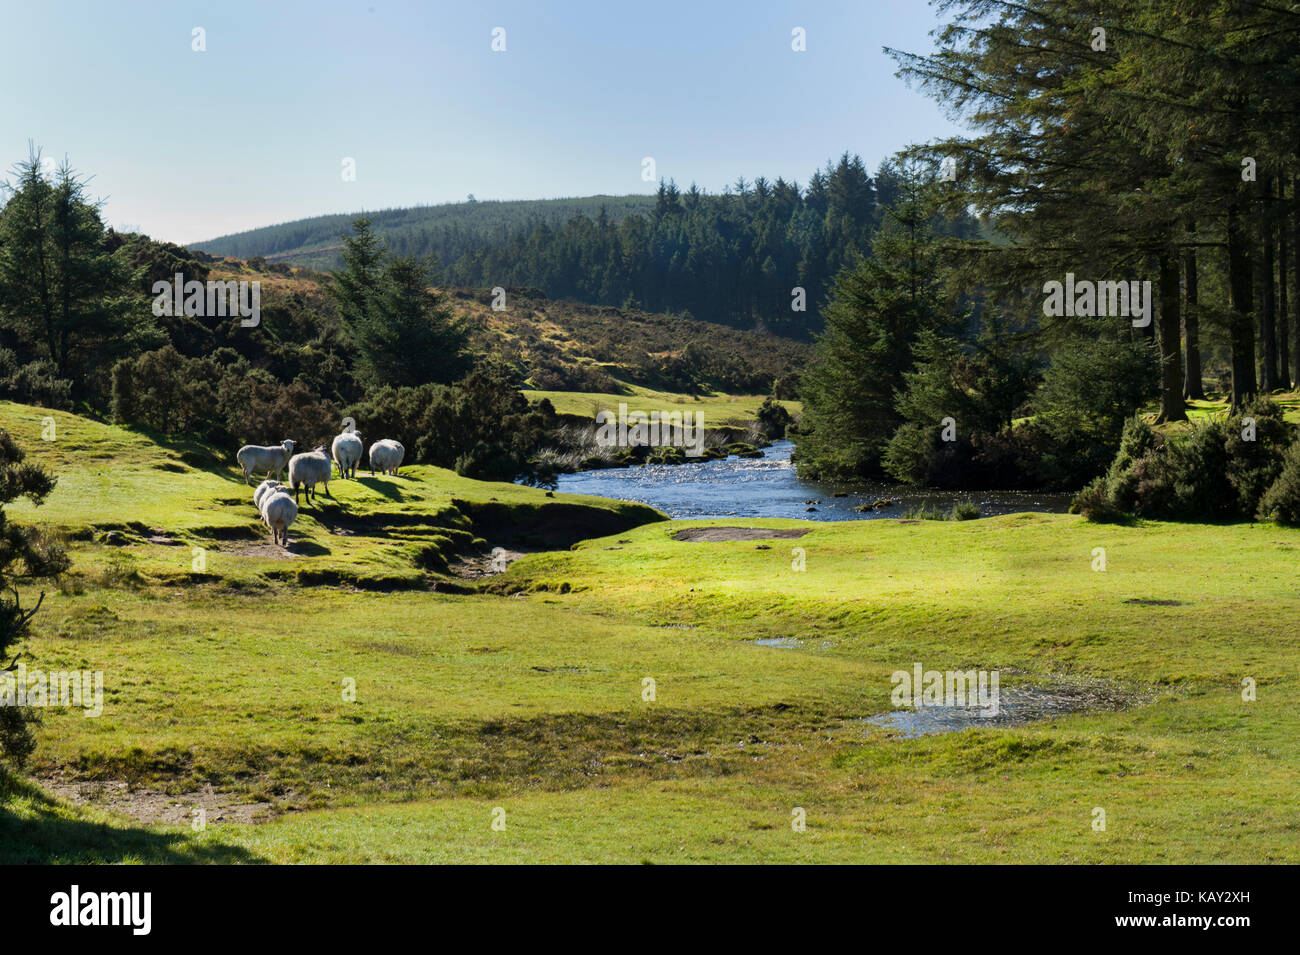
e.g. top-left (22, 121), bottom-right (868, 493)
top-left (554, 440), bottom-right (1072, 520)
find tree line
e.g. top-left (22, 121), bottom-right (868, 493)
top-left (444, 156), bottom-right (982, 338)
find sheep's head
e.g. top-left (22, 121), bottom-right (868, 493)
top-left (313, 445), bottom-right (328, 454)
top-left (282, 439), bottom-right (296, 453)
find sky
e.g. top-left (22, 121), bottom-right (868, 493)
top-left (0, 0), bottom-right (964, 245)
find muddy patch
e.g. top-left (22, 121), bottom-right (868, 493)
top-left (674, 526), bottom-right (812, 543)
top-left (38, 777), bottom-right (273, 826)
top-left (1123, 597), bottom-right (1188, 607)
top-left (223, 541), bottom-right (303, 559)
top-left (446, 547), bottom-right (526, 579)
top-left (865, 682), bottom-right (1141, 738)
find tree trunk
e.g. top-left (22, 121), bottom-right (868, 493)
top-left (1280, 182), bottom-right (1291, 388)
top-left (1227, 201), bottom-right (1257, 408)
top-left (1156, 253), bottom-right (1186, 422)
top-left (1183, 222), bottom-right (1206, 400)
top-left (1259, 175), bottom-right (1278, 391)
top-left (1293, 175), bottom-right (1300, 390)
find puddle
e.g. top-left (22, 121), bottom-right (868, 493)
top-left (864, 684), bottom-right (1135, 738)
top-left (750, 636), bottom-right (836, 649)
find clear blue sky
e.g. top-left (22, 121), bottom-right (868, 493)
top-left (0, 0), bottom-right (961, 245)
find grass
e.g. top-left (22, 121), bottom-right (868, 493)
top-left (526, 382), bottom-right (800, 428)
top-left (0, 401), bottom-right (662, 589)
top-left (1, 403), bottom-right (1297, 863)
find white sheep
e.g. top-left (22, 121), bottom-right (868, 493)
top-left (332, 430), bottom-right (364, 479)
top-left (236, 439), bottom-right (296, 485)
top-left (368, 439), bottom-right (405, 476)
top-left (288, 446), bottom-right (333, 504)
top-left (253, 479), bottom-right (281, 513)
top-left (260, 486), bottom-right (298, 547)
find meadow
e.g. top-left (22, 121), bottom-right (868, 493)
top-left (0, 400), bottom-right (1296, 863)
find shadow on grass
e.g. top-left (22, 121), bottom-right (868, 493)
top-left (0, 772), bottom-right (266, 864)
top-left (357, 477), bottom-right (404, 501)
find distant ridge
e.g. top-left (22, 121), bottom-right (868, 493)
top-left (191, 194), bottom-right (657, 270)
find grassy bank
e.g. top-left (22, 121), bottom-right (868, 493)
top-left (0, 404), bottom-right (1295, 863)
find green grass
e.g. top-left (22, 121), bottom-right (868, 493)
top-left (0, 401), bottom-right (662, 589)
top-left (526, 383), bottom-right (800, 428)
top-left (1, 403), bottom-right (1297, 863)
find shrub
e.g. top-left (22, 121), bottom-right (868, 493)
top-left (1258, 440), bottom-right (1300, 525)
top-left (949, 500), bottom-right (981, 521)
top-left (0, 353), bottom-right (73, 410)
top-left (756, 396), bottom-right (792, 439)
top-left (1224, 399), bottom-right (1291, 517)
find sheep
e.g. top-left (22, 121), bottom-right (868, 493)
top-left (332, 430), bottom-right (364, 479)
top-left (253, 479), bottom-right (281, 514)
top-left (260, 486), bottom-right (298, 547)
top-left (236, 439), bottom-right (296, 485)
top-left (368, 439), bottom-right (405, 476)
top-left (288, 446), bottom-right (333, 504)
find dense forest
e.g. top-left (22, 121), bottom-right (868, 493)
top-left (795, 0), bottom-right (1300, 525)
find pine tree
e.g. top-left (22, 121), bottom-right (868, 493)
top-left (795, 170), bottom-right (950, 479)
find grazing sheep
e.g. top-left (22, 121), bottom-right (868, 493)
top-left (332, 430), bottom-right (364, 479)
top-left (288, 446), bottom-right (333, 504)
top-left (260, 486), bottom-right (298, 547)
top-left (368, 439), bottom-right (405, 476)
top-left (236, 439), bottom-right (296, 485)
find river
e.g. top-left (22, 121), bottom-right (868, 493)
top-left (554, 440), bottom-right (1072, 520)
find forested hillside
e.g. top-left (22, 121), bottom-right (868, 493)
top-left (193, 155), bottom-right (985, 338)
top-left (193, 195), bottom-right (658, 271)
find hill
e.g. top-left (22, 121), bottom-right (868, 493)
top-left (191, 195), bottom-right (658, 271)
top-left (193, 256), bottom-right (809, 398)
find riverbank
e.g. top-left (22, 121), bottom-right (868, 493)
top-left (555, 440), bottom-right (1073, 519)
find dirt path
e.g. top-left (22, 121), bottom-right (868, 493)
top-left (36, 777), bottom-right (273, 826)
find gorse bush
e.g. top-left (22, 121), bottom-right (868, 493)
top-left (1073, 400), bottom-right (1295, 523)
top-left (1224, 399), bottom-right (1290, 516)
top-left (110, 346), bottom-right (340, 448)
top-left (1257, 440), bottom-right (1300, 525)
top-left (0, 350), bottom-right (73, 410)
top-left (755, 396), bottom-right (792, 439)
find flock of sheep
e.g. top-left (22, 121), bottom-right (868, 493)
top-left (235, 431), bottom-right (406, 547)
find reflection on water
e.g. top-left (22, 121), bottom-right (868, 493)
top-left (863, 686), bottom-right (1126, 738)
top-left (553, 440), bottom-right (1072, 520)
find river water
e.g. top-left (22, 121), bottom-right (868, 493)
top-left (554, 440), bottom-right (1072, 520)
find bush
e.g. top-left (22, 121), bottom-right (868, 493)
top-left (756, 396), bottom-right (792, 439)
top-left (110, 346), bottom-right (222, 439)
top-left (1074, 405), bottom-right (1293, 523)
top-left (0, 350), bottom-right (73, 410)
top-left (348, 365), bottom-right (560, 484)
top-left (1258, 440), bottom-right (1300, 525)
top-left (949, 500), bottom-right (981, 520)
top-left (1224, 399), bottom-right (1290, 517)
top-left (1070, 476), bottom-right (1132, 523)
